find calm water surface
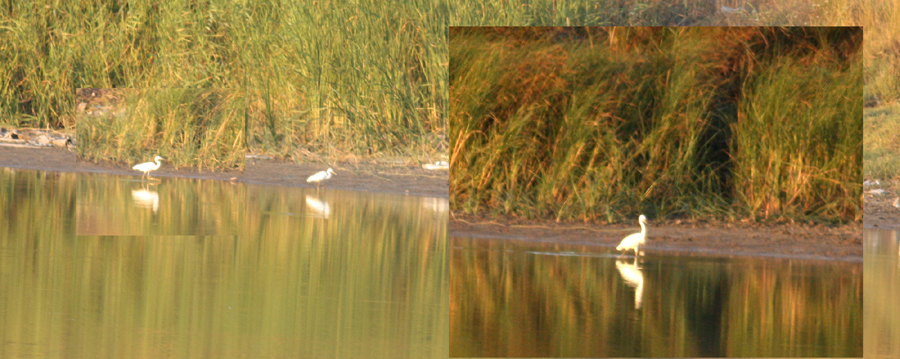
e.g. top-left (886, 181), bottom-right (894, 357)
top-left (865, 228), bottom-right (900, 359)
top-left (0, 168), bottom-right (448, 358)
top-left (450, 236), bottom-right (862, 357)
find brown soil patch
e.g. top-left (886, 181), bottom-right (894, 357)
top-left (864, 188), bottom-right (900, 229)
top-left (451, 212), bottom-right (861, 262)
top-left (0, 146), bottom-right (448, 198)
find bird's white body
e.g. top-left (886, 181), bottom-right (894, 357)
top-left (422, 161), bottom-right (449, 170)
top-left (133, 156), bottom-right (164, 180)
top-left (307, 168), bottom-right (336, 189)
top-left (616, 214), bottom-right (648, 256)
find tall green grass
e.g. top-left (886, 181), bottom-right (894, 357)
top-left (0, 0), bottom-right (447, 162)
top-left (0, 0), bottom-right (893, 166)
top-left (732, 56), bottom-right (861, 220)
top-left (448, 0), bottom-right (897, 104)
top-left (451, 27), bottom-right (861, 223)
top-left (77, 88), bottom-right (246, 171)
top-left (863, 103), bottom-right (900, 180)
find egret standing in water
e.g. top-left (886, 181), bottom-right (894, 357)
top-left (617, 214), bottom-right (648, 256)
top-left (307, 168), bottom-right (336, 190)
top-left (133, 156), bottom-right (165, 181)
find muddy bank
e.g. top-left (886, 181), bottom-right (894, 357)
top-left (0, 146), bottom-right (448, 198)
top-left (863, 183), bottom-right (900, 229)
top-left (451, 212), bottom-right (861, 262)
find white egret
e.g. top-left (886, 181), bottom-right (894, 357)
top-left (616, 214), bottom-right (648, 256)
top-left (307, 168), bottom-right (336, 189)
top-left (422, 161), bottom-right (449, 170)
top-left (133, 156), bottom-right (165, 181)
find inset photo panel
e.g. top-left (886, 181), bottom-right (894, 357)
top-left (450, 26), bottom-right (861, 358)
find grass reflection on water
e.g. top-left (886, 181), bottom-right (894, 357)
top-left (864, 229), bottom-right (900, 359)
top-left (0, 168), bottom-right (448, 359)
top-left (450, 236), bottom-right (861, 357)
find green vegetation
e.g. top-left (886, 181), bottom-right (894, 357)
top-left (451, 27), bottom-right (861, 223)
top-left (77, 88), bottom-right (246, 171)
top-left (448, 0), bottom-right (848, 27)
top-left (732, 57), bottom-right (861, 220)
top-left (0, 0), bottom-right (447, 163)
top-left (863, 103), bottom-right (900, 180)
top-left (448, 0), bottom-right (898, 107)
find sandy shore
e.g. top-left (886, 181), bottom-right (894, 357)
top-left (451, 212), bottom-right (862, 262)
top-left (0, 146), bottom-right (448, 198)
top-left (863, 186), bottom-right (900, 230)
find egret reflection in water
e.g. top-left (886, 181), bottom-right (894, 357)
top-left (616, 257), bottom-right (644, 309)
top-left (131, 188), bottom-right (159, 213)
top-left (304, 194), bottom-right (331, 218)
top-left (421, 197), bottom-right (449, 214)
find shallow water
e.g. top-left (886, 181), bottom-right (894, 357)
top-left (450, 236), bottom-right (862, 357)
top-left (0, 168), bottom-right (448, 358)
top-left (76, 173), bottom-right (244, 235)
top-left (864, 229), bottom-right (900, 359)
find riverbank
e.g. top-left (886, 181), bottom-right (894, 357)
top-left (0, 146), bottom-right (448, 198)
top-left (451, 212), bottom-right (862, 262)
top-left (863, 183), bottom-right (900, 230)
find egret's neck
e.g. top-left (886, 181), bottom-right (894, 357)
top-left (639, 220), bottom-right (647, 234)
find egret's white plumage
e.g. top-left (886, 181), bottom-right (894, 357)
top-left (307, 168), bottom-right (336, 189)
top-left (616, 214), bottom-right (648, 256)
top-left (422, 161), bottom-right (449, 170)
top-left (133, 156), bottom-right (164, 180)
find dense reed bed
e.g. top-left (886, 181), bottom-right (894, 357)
top-left (77, 88), bottom-right (246, 171)
top-left (863, 103), bottom-right (900, 180)
top-left (451, 27), bottom-right (861, 223)
top-left (0, 0), bottom-right (447, 163)
top-left (449, 0), bottom-right (897, 108)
